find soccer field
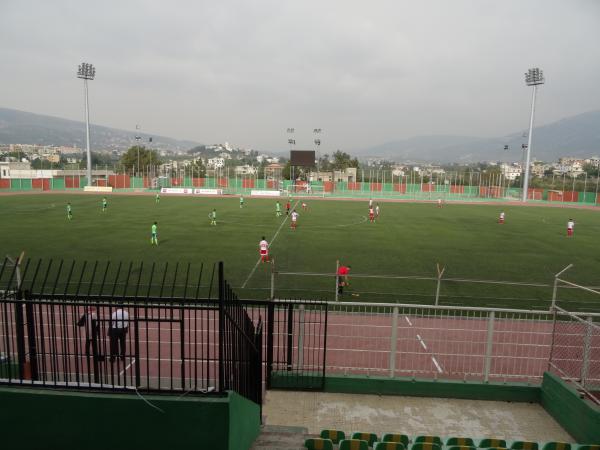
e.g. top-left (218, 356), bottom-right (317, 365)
top-left (1, 193), bottom-right (599, 312)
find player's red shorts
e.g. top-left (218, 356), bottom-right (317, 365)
top-left (369, 213), bottom-right (374, 220)
top-left (499, 218), bottom-right (504, 224)
top-left (260, 250), bottom-right (268, 256)
top-left (567, 228), bottom-right (573, 236)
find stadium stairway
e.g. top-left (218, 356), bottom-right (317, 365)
top-left (250, 424), bottom-right (310, 450)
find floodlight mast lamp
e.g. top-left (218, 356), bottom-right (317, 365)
top-left (77, 62), bottom-right (95, 186)
top-left (522, 67), bottom-right (545, 202)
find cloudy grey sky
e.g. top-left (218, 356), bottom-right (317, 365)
top-left (1, 0), bottom-right (599, 152)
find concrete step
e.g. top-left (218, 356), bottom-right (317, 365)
top-left (250, 424), bottom-right (310, 450)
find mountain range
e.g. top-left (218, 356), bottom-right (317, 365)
top-left (0, 108), bottom-right (199, 153)
top-left (354, 110), bottom-right (600, 163)
top-left (1, 107), bottom-right (600, 162)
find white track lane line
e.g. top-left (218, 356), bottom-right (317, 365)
top-left (416, 334), bottom-right (428, 350)
top-left (406, 316), bottom-right (443, 373)
top-left (432, 357), bottom-right (443, 373)
top-left (241, 199), bottom-right (300, 288)
top-left (119, 357), bottom-right (136, 377)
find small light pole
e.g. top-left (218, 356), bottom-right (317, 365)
top-left (522, 67), bottom-right (545, 202)
top-left (314, 128), bottom-right (322, 181)
top-left (77, 62), bottom-right (95, 187)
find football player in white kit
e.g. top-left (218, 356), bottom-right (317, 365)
top-left (290, 210), bottom-right (299, 230)
top-left (499, 211), bottom-right (505, 224)
top-left (259, 236), bottom-right (269, 262)
top-left (567, 218), bottom-right (575, 237)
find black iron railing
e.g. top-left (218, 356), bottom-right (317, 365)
top-left (0, 258), bottom-right (266, 406)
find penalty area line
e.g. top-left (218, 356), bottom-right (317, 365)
top-left (241, 199), bottom-right (300, 288)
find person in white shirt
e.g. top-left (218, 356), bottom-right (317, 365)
top-left (375, 204), bottom-right (380, 218)
top-left (567, 218), bottom-right (575, 237)
top-left (499, 211), bottom-right (505, 224)
top-left (290, 210), bottom-right (299, 230)
top-left (437, 197), bottom-right (443, 208)
top-left (259, 236), bottom-right (269, 263)
top-left (109, 308), bottom-right (129, 362)
top-left (368, 198), bottom-right (373, 208)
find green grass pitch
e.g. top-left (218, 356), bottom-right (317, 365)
top-left (1, 193), bottom-right (599, 312)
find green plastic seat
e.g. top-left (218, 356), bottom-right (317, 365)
top-left (577, 446), bottom-right (600, 450)
top-left (340, 439), bottom-right (370, 450)
top-left (383, 434), bottom-right (410, 447)
top-left (511, 442), bottom-right (539, 450)
top-left (447, 438), bottom-right (476, 447)
top-left (305, 438), bottom-right (334, 450)
top-left (542, 443), bottom-right (571, 450)
top-left (414, 436), bottom-right (443, 447)
top-left (448, 446), bottom-right (476, 450)
top-left (411, 443), bottom-right (442, 450)
top-left (375, 443), bottom-right (404, 450)
top-left (352, 432), bottom-right (378, 447)
top-left (320, 429), bottom-right (346, 444)
top-left (479, 439), bottom-right (507, 448)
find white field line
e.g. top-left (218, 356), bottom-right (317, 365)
top-left (241, 199), bottom-right (300, 288)
top-left (119, 357), bottom-right (136, 377)
top-left (404, 316), bottom-right (413, 326)
top-left (432, 357), bottom-right (444, 373)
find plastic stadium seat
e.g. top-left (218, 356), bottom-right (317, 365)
top-left (320, 430), bottom-right (346, 444)
top-left (447, 446), bottom-right (476, 450)
top-left (305, 438), bottom-right (334, 450)
top-left (375, 443), bottom-right (405, 450)
top-left (339, 439), bottom-right (370, 450)
top-left (447, 438), bottom-right (476, 447)
top-left (383, 434), bottom-right (410, 447)
top-left (479, 439), bottom-right (507, 448)
top-left (352, 432), bottom-right (379, 447)
top-left (542, 443), bottom-right (571, 450)
top-left (511, 442), bottom-right (539, 450)
top-left (411, 443), bottom-right (442, 450)
top-left (414, 436), bottom-right (443, 447)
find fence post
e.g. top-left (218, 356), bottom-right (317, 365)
top-left (334, 260), bottom-right (340, 302)
top-left (266, 302), bottom-right (274, 389)
top-left (286, 304), bottom-right (294, 371)
top-left (389, 306), bottom-right (399, 378)
top-left (270, 258), bottom-right (276, 300)
top-left (581, 316), bottom-right (593, 389)
top-left (483, 310), bottom-right (495, 382)
top-left (551, 264), bottom-right (573, 310)
top-left (218, 261), bottom-right (225, 391)
top-left (435, 264), bottom-right (445, 306)
top-left (297, 305), bottom-right (305, 370)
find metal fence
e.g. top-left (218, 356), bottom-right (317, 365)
top-left (2, 257), bottom-right (599, 404)
top-left (267, 263), bottom-right (600, 312)
top-left (0, 258), bottom-right (263, 406)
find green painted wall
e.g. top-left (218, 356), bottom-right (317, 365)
top-left (228, 390), bottom-right (262, 450)
top-left (270, 372), bottom-right (540, 402)
top-left (541, 372), bottom-right (600, 444)
top-left (0, 387), bottom-right (260, 450)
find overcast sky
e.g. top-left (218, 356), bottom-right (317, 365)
top-left (1, 0), bottom-right (599, 152)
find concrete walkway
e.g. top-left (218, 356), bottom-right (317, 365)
top-left (263, 391), bottom-right (573, 442)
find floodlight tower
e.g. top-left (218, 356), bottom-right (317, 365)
top-left (77, 62), bottom-right (96, 186)
top-left (522, 67), bottom-right (545, 202)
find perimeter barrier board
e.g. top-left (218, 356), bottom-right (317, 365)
top-left (0, 179), bottom-right (11, 189)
